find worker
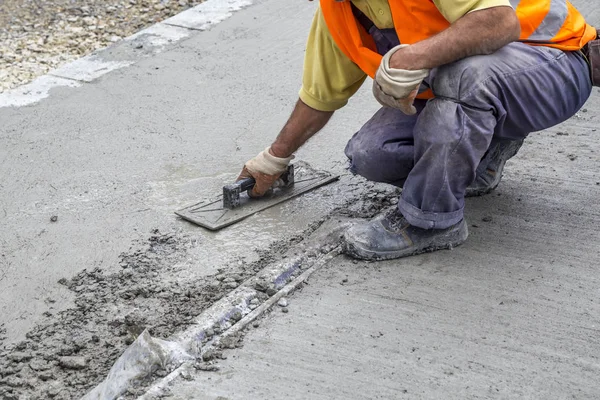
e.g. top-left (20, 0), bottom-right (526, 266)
top-left (238, 0), bottom-right (597, 260)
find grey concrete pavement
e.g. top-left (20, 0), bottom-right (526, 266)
top-left (163, 0), bottom-right (600, 399)
top-left (0, 0), bottom-right (599, 398)
top-left (0, 0), bottom-right (356, 344)
top-left (166, 96), bottom-right (600, 399)
top-left (2, 0), bottom-right (382, 396)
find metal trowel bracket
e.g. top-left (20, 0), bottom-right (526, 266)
top-left (223, 165), bottom-right (295, 209)
top-left (175, 162), bottom-right (339, 231)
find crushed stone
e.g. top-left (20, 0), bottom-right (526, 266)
top-left (58, 356), bottom-right (87, 370)
top-left (277, 298), bottom-right (288, 307)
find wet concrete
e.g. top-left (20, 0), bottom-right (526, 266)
top-left (0, 0), bottom-right (337, 345)
top-left (169, 212), bottom-right (600, 399)
top-left (165, 94), bottom-right (600, 400)
top-left (0, 181), bottom-right (392, 399)
top-left (1, 0), bottom-right (599, 397)
top-left (0, 0), bottom-right (384, 397)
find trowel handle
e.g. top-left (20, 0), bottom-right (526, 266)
top-left (237, 177), bottom-right (256, 192)
top-left (238, 165), bottom-right (294, 192)
top-left (223, 165), bottom-right (295, 209)
top-left (223, 178), bottom-right (256, 209)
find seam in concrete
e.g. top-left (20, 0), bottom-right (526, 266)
top-left (162, 22), bottom-right (206, 31)
top-left (83, 244), bottom-right (340, 399)
top-left (138, 245), bottom-right (342, 400)
top-left (45, 74), bottom-right (86, 83)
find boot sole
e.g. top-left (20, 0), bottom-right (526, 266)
top-left (343, 222), bottom-right (469, 261)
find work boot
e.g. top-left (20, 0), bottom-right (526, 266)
top-left (466, 139), bottom-right (524, 197)
top-left (343, 208), bottom-right (468, 261)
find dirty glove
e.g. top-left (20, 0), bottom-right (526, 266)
top-left (237, 146), bottom-right (294, 197)
top-left (373, 44), bottom-right (430, 115)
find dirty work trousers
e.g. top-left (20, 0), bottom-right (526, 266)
top-left (344, 29), bottom-right (592, 230)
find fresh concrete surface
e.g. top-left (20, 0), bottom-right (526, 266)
top-left (172, 234), bottom-right (600, 400)
top-left (169, 217), bottom-right (600, 399)
top-left (0, 0), bottom-right (362, 344)
top-left (0, 0), bottom-right (599, 397)
top-left (166, 96), bottom-right (600, 399)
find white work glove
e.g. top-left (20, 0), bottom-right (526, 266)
top-left (373, 44), bottom-right (430, 115)
top-left (237, 146), bottom-right (294, 197)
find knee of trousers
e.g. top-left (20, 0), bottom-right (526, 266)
top-left (413, 99), bottom-right (473, 148)
top-left (345, 137), bottom-right (412, 185)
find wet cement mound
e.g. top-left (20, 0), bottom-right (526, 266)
top-left (0, 184), bottom-right (397, 399)
top-left (0, 230), bottom-right (213, 399)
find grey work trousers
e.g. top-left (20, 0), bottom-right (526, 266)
top-left (345, 35), bottom-right (592, 229)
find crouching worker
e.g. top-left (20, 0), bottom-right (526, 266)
top-left (238, 0), bottom-right (597, 260)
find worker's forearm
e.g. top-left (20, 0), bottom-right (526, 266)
top-left (390, 7), bottom-right (521, 70)
top-left (270, 99), bottom-right (334, 158)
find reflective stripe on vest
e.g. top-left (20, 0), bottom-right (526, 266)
top-left (532, 0), bottom-right (568, 41)
top-left (511, 0), bottom-right (567, 42)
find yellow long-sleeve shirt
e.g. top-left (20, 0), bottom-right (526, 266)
top-left (299, 0), bottom-right (511, 112)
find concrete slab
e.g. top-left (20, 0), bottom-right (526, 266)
top-left (0, 0), bottom-right (339, 345)
top-left (0, 0), bottom-right (598, 397)
top-left (1, 1), bottom-right (384, 397)
top-left (167, 97), bottom-right (600, 397)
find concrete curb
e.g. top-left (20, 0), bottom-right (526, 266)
top-left (138, 246), bottom-right (341, 399)
top-left (0, 0), bottom-right (254, 108)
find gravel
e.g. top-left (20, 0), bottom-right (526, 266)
top-left (58, 356), bottom-right (88, 370)
top-left (0, 0), bottom-right (206, 93)
top-left (277, 297), bottom-right (288, 307)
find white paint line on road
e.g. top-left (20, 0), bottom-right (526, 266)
top-left (0, 75), bottom-right (82, 108)
top-left (49, 56), bottom-right (135, 83)
top-left (128, 23), bottom-right (193, 47)
top-left (163, 0), bottom-right (253, 30)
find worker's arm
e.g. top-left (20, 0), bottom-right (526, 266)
top-left (270, 100), bottom-right (334, 158)
top-left (237, 100), bottom-right (333, 197)
top-left (375, 4), bottom-right (519, 113)
top-left (238, 6), bottom-right (360, 197)
top-left (389, 6), bottom-right (521, 70)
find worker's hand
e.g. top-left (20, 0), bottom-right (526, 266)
top-left (373, 44), bottom-right (430, 115)
top-left (237, 146), bottom-right (294, 197)
top-left (373, 84), bottom-right (420, 116)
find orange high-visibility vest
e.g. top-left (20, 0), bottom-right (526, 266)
top-left (321, 0), bottom-right (596, 99)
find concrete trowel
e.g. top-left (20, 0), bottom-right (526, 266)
top-left (175, 162), bottom-right (339, 231)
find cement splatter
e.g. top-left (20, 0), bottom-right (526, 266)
top-left (0, 184), bottom-right (397, 399)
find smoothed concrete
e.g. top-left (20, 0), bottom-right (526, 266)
top-left (161, 0), bottom-right (600, 398)
top-left (167, 100), bottom-right (600, 397)
top-left (0, 0), bottom-right (343, 344)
